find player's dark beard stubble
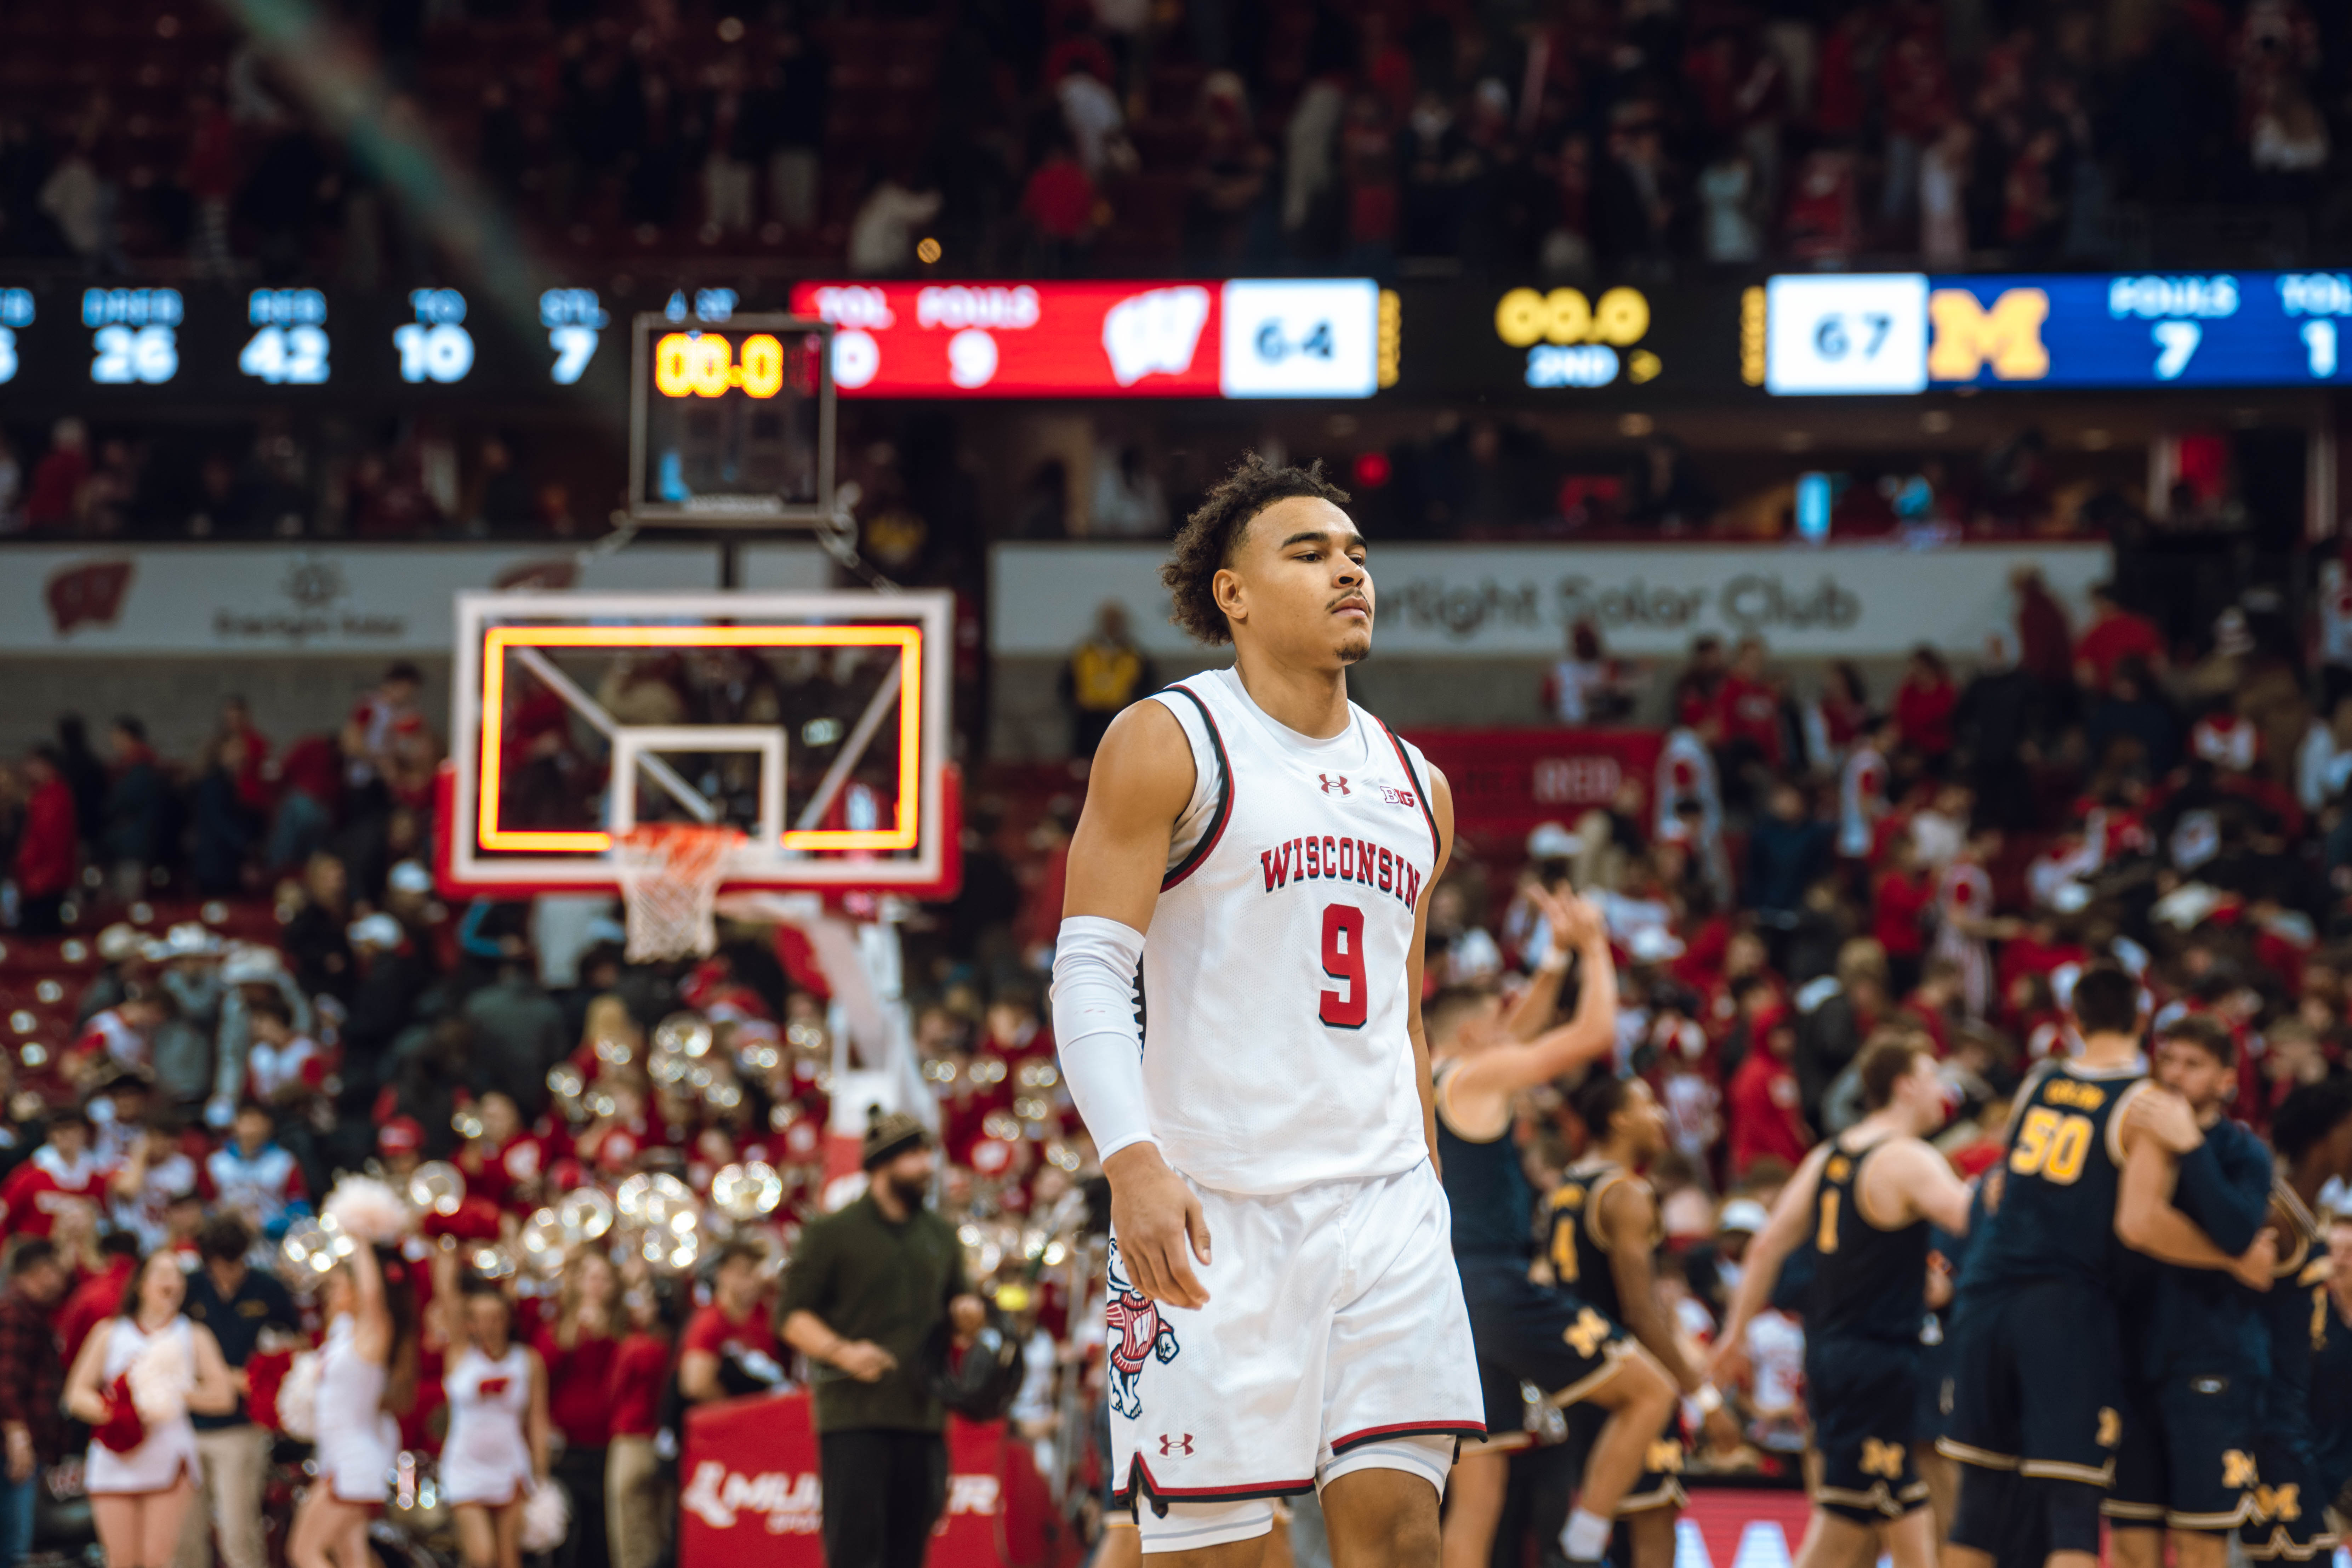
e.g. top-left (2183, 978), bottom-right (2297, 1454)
top-left (1332, 592), bottom-right (1372, 666)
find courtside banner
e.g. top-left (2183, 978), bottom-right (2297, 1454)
top-left (679, 1391), bottom-right (1077, 1568)
top-left (0, 543), bottom-right (814, 655)
top-left (989, 541), bottom-right (2111, 660)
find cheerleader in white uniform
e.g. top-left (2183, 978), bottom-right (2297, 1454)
top-left (441, 1281), bottom-right (549, 1568)
top-left (289, 1243), bottom-right (417, 1568)
top-left (64, 1252), bottom-right (236, 1568)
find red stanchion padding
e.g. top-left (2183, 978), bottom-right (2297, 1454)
top-left (680, 1390), bottom-right (1080, 1568)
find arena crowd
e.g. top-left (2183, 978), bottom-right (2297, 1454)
top-left (0, 557), bottom-right (2347, 1567)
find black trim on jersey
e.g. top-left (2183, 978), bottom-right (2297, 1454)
top-left (1158, 683), bottom-right (1234, 891)
top-left (1329, 1419), bottom-right (1488, 1453)
top-left (1376, 719), bottom-right (1441, 863)
top-left (1115, 1456), bottom-right (1317, 1514)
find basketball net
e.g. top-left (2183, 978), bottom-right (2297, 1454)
top-left (613, 824), bottom-right (747, 962)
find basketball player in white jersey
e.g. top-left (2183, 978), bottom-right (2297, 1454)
top-left (1053, 454), bottom-right (1483, 1566)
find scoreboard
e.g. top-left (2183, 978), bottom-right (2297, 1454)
top-left (1762, 269), bottom-right (2352, 394)
top-left (0, 283), bottom-right (621, 405)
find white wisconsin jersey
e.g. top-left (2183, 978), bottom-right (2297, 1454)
top-left (1144, 668), bottom-right (1437, 1196)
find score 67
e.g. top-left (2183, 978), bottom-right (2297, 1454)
top-left (1813, 312), bottom-right (1895, 361)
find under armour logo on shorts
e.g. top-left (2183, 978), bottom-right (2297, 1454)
top-left (1158, 1434), bottom-right (1195, 1457)
top-left (1319, 774), bottom-right (1350, 795)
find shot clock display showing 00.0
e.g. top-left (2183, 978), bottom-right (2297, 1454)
top-left (630, 315), bottom-right (829, 522)
top-left (652, 329), bottom-right (788, 399)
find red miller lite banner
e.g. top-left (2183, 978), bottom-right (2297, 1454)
top-left (678, 1392), bottom-right (1077, 1568)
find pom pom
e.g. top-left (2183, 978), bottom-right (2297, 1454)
top-left (127, 1329), bottom-right (192, 1425)
top-left (519, 1479), bottom-right (570, 1553)
top-left (324, 1176), bottom-right (414, 1246)
top-left (274, 1351), bottom-right (320, 1440)
top-left (93, 1374), bottom-right (146, 1454)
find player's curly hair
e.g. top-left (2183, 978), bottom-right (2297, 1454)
top-left (1159, 451), bottom-right (1351, 645)
top-left (2271, 1078), bottom-right (2352, 1164)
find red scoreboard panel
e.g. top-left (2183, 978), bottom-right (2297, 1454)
top-left (789, 279), bottom-right (1381, 400)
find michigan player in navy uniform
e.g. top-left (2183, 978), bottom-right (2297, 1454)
top-left (2312, 1208), bottom-right (2352, 1528)
top-left (2106, 1016), bottom-right (2277, 1568)
top-left (2242, 1080), bottom-right (2352, 1564)
top-left (1940, 966), bottom-right (2274, 1568)
top-left (1549, 1075), bottom-right (1742, 1568)
top-left (1427, 887), bottom-right (1680, 1568)
top-left (1708, 1034), bottom-right (1972, 1568)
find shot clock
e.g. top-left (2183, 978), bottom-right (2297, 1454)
top-left (627, 313), bottom-right (833, 525)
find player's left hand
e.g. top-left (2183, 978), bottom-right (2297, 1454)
top-left (1104, 1144), bottom-right (1213, 1309)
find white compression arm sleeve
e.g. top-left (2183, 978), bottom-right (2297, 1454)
top-left (1050, 915), bottom-right (1154, 1163)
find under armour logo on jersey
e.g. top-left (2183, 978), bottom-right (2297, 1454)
top-left (1158, 1434), bottom-right (1194, 1456)
top-left (1318, 774), bottom-right (1350, 795)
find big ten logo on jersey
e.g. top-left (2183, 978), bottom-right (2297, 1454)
top-left (1258, 833), bottom-right (1423, 911)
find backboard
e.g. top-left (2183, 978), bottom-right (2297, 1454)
top-left (439, 590), bottom-right (954, 898)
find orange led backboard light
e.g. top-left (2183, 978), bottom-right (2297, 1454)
top-left (445, 591), bottom-right (952, 895)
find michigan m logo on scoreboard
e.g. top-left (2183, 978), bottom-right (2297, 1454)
top-left (1928, 288), bottom-right (2051, 382)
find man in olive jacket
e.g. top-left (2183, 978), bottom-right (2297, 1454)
top-left (780, 1111), bottom-right (987, 1568)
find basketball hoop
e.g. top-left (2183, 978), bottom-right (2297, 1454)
top-left (613, 825), bottom-right (747, 962)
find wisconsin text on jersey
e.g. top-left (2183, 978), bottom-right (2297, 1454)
top-left (1258, 831), bottom-right (1426, 908)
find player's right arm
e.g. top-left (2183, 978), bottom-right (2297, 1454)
top-left (1445, 892), bottom-right (1617, 1116)
top-left (1601, 1178), bottom-right (1741, 1449)
top-left (1055, 701), bottom-right (1214, 1311)
top-left (1707, 1140), bottom-right (1832, 1385)
top-left (1499, 883), bottom-right (1577, 1041)
top-left (1878, 1138), bottom-right (1975, 1235)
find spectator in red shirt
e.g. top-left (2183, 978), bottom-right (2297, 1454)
top-left (1714, 636), bottom-right (1786, 773)
top-left (2010, 565), bottom-right (2074, 690)
top-left (14, 746), bottom-right (78, 935)
top-left (606, 1286), bottom-right (682, 1568)
top-left (2074, 583), bottom-right (2166, 692)
top-left (23, 419), bottom-right (88, 531)
top-left (1669, 635), bottom-right (1727, 729)
top-left (536, 1252), bottom-right (619, 1568)
top-left (1872, 837), bottom-right (1934, 996)
top-left (1894, 644), bottom-right (1959, 760)
top-left (0, 1110), bottom-right (103, 1238)
top-left (56, 1232), bottom-right (138, 1367)
top-left (213, 697), bottom-right (274, 816)
top-left (1726, 1008), bottom-right (1812, 1177)
top-left (1019, 132), bottom-right (1095, 272)
top-left (677, 1241), bottom-right (779, 1404)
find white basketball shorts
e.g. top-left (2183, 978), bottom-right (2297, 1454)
top-left (1105, 1158), bottom-right (1483, 1546)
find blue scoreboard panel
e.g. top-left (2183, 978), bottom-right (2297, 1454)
top-left (1764, 270), bottom-right (2352, 394)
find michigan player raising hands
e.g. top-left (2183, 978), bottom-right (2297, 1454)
top-left (1053, 455), bottom-right (1483, 1567)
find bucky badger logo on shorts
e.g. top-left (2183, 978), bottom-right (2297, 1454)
top-left (1104, 1238), bottom-right (1180, 1420)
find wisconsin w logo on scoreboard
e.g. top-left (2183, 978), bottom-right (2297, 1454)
top-left (1929, 288), bottom-right (2052, 383)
